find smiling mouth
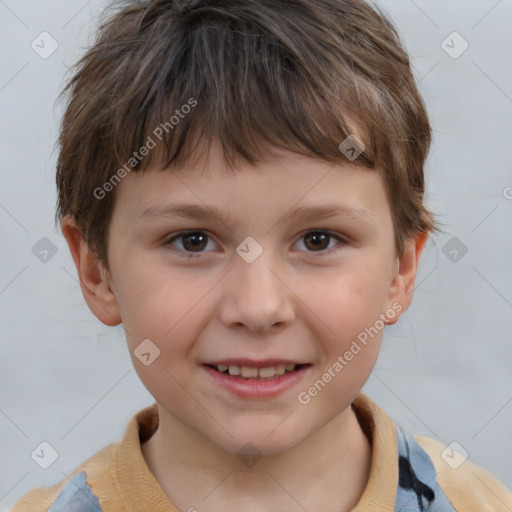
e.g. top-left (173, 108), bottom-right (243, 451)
top-left (205, 363), bottom-right (310, 380)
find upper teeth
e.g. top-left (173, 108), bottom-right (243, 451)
top-left (215, 364), bottom-right (296, 378)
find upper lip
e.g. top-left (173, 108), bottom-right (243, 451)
top-left (204, 359), bottom-right (309, 368)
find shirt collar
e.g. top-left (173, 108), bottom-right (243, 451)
top-left (116, 393), bottom-right (399, 511)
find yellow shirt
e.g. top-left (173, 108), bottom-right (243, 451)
top-left (10, 393), bottom-right (512, 511)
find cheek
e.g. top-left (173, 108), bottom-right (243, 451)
top-left (114, 258), bottom-right (204, 341)
top-left (120, 269), bottom-right (205, 404)
top-left (295, 271), bottom-right (386, 409)
top-left (293, 260), bottom-right (391, 393)
top-left (303, 262), bottom-right (390, 336)
top-left (118, 268), bottom-right (219, 403)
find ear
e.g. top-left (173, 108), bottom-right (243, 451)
top-left (61, 215), bottom-right (122, 326)
top-left (384, 232), bottom-right (428, 325)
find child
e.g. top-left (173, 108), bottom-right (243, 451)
top-left (11, 0), bottom-right (511, 510)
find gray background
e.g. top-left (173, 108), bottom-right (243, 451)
top-left (1, 0), bottom-right (511, 509)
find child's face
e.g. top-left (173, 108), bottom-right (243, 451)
top-left (70, 142), bottom-right (422, 455)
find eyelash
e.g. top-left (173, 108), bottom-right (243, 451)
top-left (164, 230), bottom-right (347, 259)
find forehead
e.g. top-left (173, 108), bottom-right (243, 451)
top-left (110, 144), bottom-right (390, 235)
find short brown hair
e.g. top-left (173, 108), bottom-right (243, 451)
top-left (56, 0), bottom-right (439, 269)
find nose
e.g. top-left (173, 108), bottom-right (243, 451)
top-left (217, 250), bottom-right (295, 334)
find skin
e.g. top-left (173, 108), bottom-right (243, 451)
top-left (62, 141), bottom-right (427, 512)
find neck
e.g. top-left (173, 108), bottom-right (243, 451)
top-left (141, 404), bottom-right (372, 512)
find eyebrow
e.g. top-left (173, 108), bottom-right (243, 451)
top-left (138, 202), bottom-right (373, 225)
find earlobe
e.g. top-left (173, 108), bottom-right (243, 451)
top-left (385, 232), bottom-right (428, 325)
top-left (61, 215), bottom-right (122, 326)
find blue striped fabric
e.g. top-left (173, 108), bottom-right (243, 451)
top-left (395, 426), bottom-right (456, 511)
top-left (47, 472), bottom-right (102, 512)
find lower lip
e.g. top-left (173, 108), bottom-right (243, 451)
top-left (202, 364), bottom-right (311, 399)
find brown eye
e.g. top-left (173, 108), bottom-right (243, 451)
top-left (166, 229), bottom-right (345, 259)
top-left (167, 231), bottom-right (214, 256)
top-left (295, 230), bottom-right (345, 255)
top-left (303, 232), bottom-right (330, 251)
top-left (181, 232), bottom-right (208, 251)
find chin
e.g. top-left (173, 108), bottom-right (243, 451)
top-left (208, 422), bottom-right (307, 458)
